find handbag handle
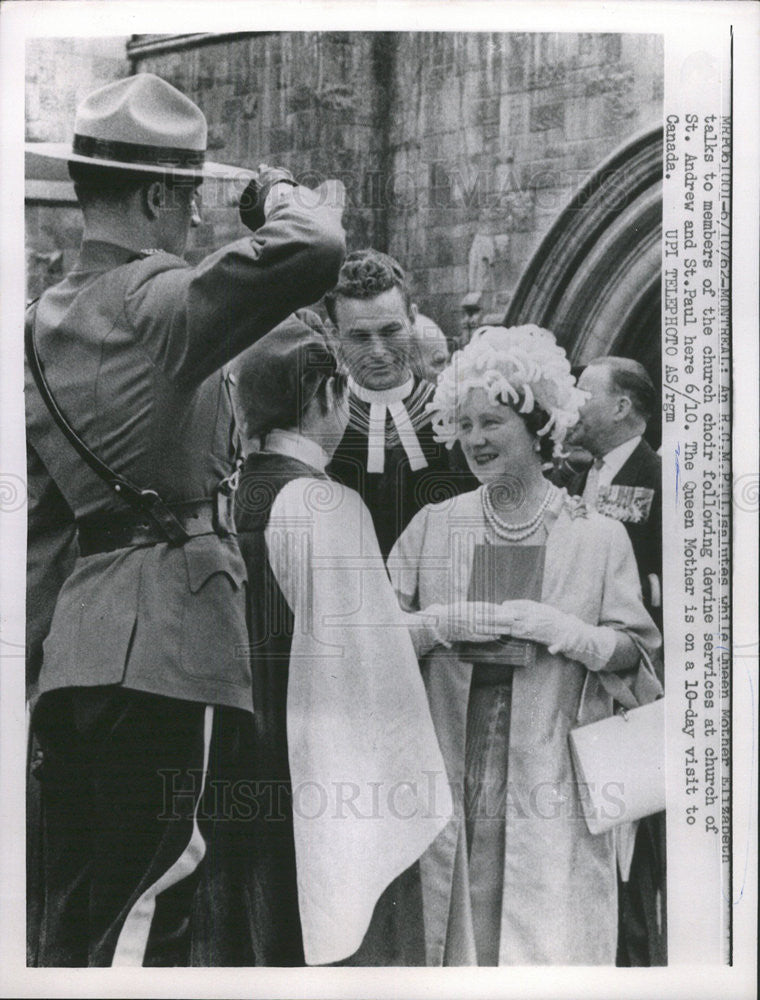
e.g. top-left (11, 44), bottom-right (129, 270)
top-left (594, 671), bottom-right (640, 712)
top-left (593, 632), bottom-right (663, 712)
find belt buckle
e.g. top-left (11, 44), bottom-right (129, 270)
top-left (138, 489), bottom-right (190, 545)
top-left (214, 465), bottom-right (240, 536)
top-left (214, 488), bottom-right (235, 536)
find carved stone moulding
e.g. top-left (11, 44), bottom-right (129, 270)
top-left (505, 125), bottom-right (662, 357)
top-left (504, 125), bottom-right (663, 443)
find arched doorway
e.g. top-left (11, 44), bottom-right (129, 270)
top-left (505, 126), bottom-right (662, 447)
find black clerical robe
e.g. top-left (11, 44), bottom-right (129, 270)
top-left (328, 377), bottom-right (477, 557)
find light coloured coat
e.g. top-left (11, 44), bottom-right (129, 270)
top-left (389, 486), bottom-right (662, 965)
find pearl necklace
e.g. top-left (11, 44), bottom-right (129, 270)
top-left (481, 482), bottom-right (555, 541)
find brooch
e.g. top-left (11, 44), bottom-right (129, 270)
top-left (561, 491), bottom-right (589, 520)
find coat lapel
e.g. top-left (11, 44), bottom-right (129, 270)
top-left (611, 439), bottom-right (647, 488)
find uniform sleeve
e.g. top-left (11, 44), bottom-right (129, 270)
top-left (599, 518), bottom-right (662, 667)
top-left (25, 441), bottom-right (78, 698)
top-left (386, 506), bottom-right (430, 612)
top-left (124, 184), bottom-right (346, 387)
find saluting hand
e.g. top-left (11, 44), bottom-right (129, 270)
top-left (239, 163), bottom-right (297, 231)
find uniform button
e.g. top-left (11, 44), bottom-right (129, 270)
top-left (227, 372), bottom-right (237, 385)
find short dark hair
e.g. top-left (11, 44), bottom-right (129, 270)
top-left (234, 309), bottom-right (347, 438)
top-left (68, 161), bottom-right (199, 209)
top-left (324, 248), bottom-right (412, 323)
top-left (587, 356), bottom-right (656, 421)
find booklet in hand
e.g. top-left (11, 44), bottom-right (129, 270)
top-left (457, 544), bottom-right (545, 668)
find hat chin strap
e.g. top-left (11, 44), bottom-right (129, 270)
top-left (348, 376), bottom-right (427, 474)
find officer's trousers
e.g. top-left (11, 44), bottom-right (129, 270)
top-left (30, 686), bottom-right (252, 967)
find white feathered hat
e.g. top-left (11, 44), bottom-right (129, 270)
top-left (428, 324), bottom-right (589, 456)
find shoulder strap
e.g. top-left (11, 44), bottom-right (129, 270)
top-left (25, 299), bottom-right (190, 544)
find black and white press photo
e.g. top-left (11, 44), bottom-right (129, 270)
top-left (0, 3), bottom-right (756, 998)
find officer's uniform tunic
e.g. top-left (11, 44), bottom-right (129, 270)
top-left (26, 196), bottom-right (345, 965)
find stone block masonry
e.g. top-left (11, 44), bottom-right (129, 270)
top-left (27, 32), bottom-right (663, 342)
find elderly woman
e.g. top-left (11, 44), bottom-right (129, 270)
top-left (388, 326), bottom-right (662, 966)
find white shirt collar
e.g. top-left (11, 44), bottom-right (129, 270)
top-left (347, 374), bottom-right (414, 405)
top-left (598, 435), bottom-right (642, 482)
top-left (262, 428), bottom-right (329, 472)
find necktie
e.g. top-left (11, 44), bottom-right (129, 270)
top-left (584, 457), bottom-right (605, 505)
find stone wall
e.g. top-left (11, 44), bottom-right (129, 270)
top-left (131, 32), bottom-right (392, 263)
top-left (386, 32), bottom-right (663, 338)
top-left (26, 36), bottom-right (129, 144)
top-left (26, 32), bottom-right (663, 337)
top-left (25, 37), bottom-right (129, 298)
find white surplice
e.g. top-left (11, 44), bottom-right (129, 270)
top-left (263, 431), bottom-right (452, 965)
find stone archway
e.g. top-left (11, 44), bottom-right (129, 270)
top-left (504, 126), bottom-right (662, 445)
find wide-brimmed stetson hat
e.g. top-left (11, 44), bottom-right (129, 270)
top-left (25, 72), bottom-right (251, 181)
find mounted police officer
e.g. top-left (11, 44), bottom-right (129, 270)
top-left (25, 72), bottom-right (345, 966)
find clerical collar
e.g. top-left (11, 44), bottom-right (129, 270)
top-left (347, 374), bottom-right (415, 406)
top-left (346, 375), bottom-right (426, 474)
top-left (263, 429), bottom-right (329, 472)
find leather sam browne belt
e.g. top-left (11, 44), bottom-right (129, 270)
top-left (77, 495), bottom-right (235, 557)
top-left (26, 293), bottom-right (239, 553)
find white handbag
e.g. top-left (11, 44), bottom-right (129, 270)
top-left (568, 652), bottom-right (665, 836)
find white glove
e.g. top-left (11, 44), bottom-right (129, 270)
top-left (407, 602), bottom-right (513, 658)
top-left (259, 164), bottom-right (298, 216)
top-left (498, 599), bottom-right (617, 671)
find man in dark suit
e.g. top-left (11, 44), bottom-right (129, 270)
top-left (563, 357), bottom-right (662, 623)
top-left (325, 249), bottom-right (475, 557)
top-left (563, 355), bottom-right (665, 967)
top-left (25, 73), bottom-right (345, 966)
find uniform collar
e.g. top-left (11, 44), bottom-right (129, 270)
top-left (74, 239), bottom-right (147, 273)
